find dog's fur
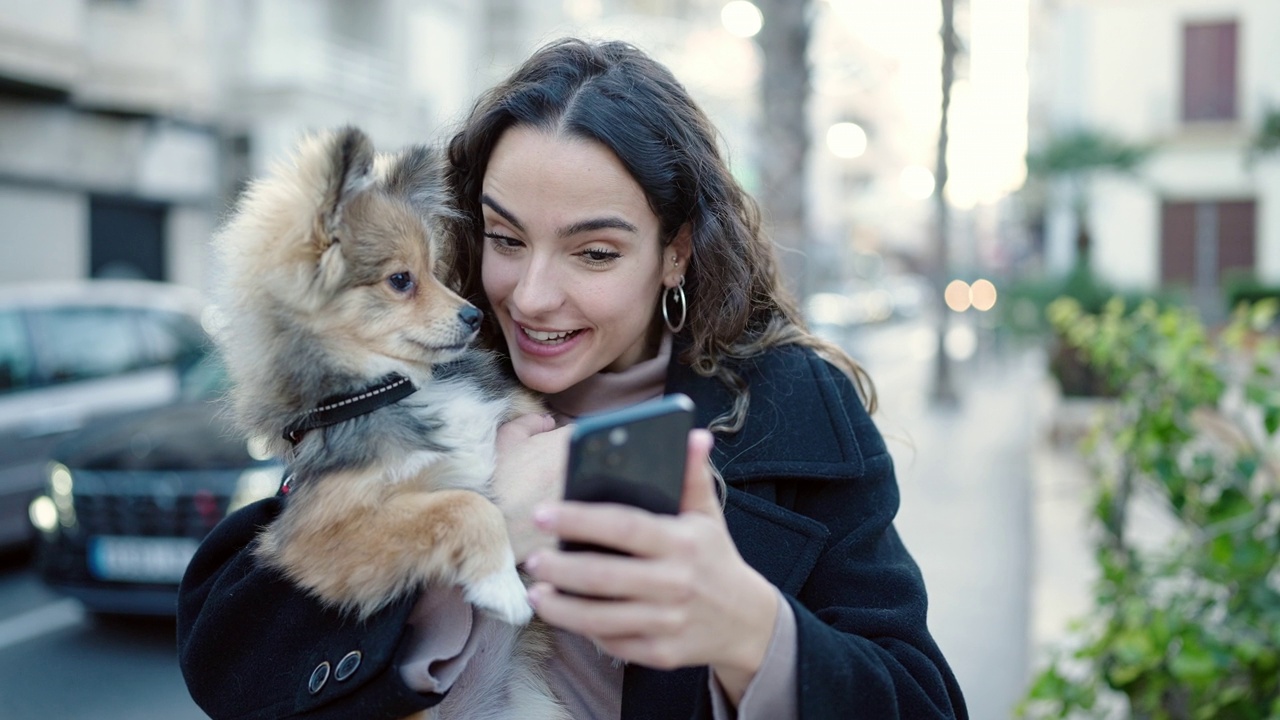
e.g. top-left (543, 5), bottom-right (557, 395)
top-left (211, 126), bottom-right (566, 719)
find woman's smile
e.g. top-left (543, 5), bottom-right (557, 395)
top-left (513, 323), bottom-right (588, 356)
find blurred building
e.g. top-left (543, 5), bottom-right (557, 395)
top-left (0, 0), bottom-right (570, 293)
top-left (1031, 0), bottom-right (1280, 310)
top-left (0, 0), bottom-right (223, 288)
top-left (2, 0), bottom-right (950, 301)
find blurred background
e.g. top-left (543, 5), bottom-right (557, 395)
top-left (1, 0), bottom-right (1279, 718)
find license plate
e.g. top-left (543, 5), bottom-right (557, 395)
top-left (88, 536), bottom-right (200, 584)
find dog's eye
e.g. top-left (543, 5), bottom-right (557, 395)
top-left (388, 272), bottom-right (415, 293)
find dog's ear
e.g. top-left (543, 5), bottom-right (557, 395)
top-left (384, 145), bottom-right (449, 216)
top-left (308, 127), bottom-right (373, 294)
top-left (320, 126), bottom-right (376, 243)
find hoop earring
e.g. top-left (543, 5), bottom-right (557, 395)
top-left (662, 276), bottom-right (687, 334)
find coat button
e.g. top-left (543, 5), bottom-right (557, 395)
top-left (335, 650), bottom-right (362, 681)
top-left (308, 661), bottom-right (331, 694)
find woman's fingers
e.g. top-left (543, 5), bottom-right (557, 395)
top-left (679, 429), bottom-right (719, 516)
top-left (492, 419), bottom-right (571, 562)
top-left (531, 428), bottom-right (720, 557)
top-left (522, 428), bottom-right (776, 677)
top-left (527, 581), bottom-right (690, 642)
top-left (536, 501), bottom-right (702, 559)
top-left (526, 545), bottom-right (692, 601)
top-left (495, 412), bottom-right (556, 450)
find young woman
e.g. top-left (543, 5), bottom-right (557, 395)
top-left (178, 38), bottom-right (967, 720)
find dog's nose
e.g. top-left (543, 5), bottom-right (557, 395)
top-left (458, 305), bottom-right (483, 333)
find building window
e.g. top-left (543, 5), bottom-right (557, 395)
top-left (89, 196), bottom-right (167, 282)
top-left (1160, 200), bottom-right (1255, 288)
top-left (1182, 21), bottom-right (1238, 122)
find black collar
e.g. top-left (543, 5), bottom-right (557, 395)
top-left (282, 374), bottom-right (418, 445)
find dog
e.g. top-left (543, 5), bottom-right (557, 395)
top-left (211, 126), bottom-right (566, 719)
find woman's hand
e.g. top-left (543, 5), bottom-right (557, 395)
top-left (524, 429), bottom-right (779, 706)
top-left (491, 413), bottom-right (573, 563)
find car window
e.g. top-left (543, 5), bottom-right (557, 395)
top-left (179, 353), bottom-right (229, 401)
top-left (0, 310), bottom-right (33, 394)
top-left (136, 309), bottom-right (208, 367)
top-left (28, 307), bottom-right (146, 385)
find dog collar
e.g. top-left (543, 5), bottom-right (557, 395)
top-left (283, 374), bottom-right (418, 445)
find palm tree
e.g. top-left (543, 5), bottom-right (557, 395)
top-left (1249, 107), bottom-right (1280, 162)
top-left (1025, 128), bottom-right (1149, 272)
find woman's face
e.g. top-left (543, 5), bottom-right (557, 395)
top-left (480, 125), bottom-right (689, 394)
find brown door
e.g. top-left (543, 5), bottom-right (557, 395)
top-left (1160, 199), bottom-right (1256, 287)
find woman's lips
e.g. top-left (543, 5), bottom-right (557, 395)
top-left (511, 323), bottom-right (586, 357)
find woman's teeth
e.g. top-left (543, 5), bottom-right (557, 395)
top-left (523, 327), bottom-right (577, 344)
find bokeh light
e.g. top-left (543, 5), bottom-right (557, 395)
top-left (944, 279), bottom-right (972, 312)
top-left (721, 1), bottom-right (763, 38)
top-left (944, 324), bottom-right (977, 361)
top-left (827, 122), bottom-right (868, 159)
top-left (900, 165), bottom-right (936, 200)
top-left (970, 278), bottom-right (998, 311)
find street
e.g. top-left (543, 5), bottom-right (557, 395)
top-left (0, 559), bottom-right (205, 719)
top-left (0, 315), bottom-right (1048, 719)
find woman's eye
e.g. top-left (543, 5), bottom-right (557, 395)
top-left (579, 248), bottom-right (622, 264)
top-left (484, 232), bottom-right (522, 250)
top-left (387, 272), bottom-right (415, 292)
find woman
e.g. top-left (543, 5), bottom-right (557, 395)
top-left (178, 38), bottom-right (966, 720)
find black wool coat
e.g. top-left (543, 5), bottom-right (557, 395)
top-left (177, 343), bottom-right (968, 719)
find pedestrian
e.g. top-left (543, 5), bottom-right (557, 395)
top-left (178, 37), bottom-right (967, 720)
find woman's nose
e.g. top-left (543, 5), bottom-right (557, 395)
top-left (510, 257), bottom-right (564, 316)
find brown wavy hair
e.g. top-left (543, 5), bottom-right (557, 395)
top-left (441, 38), bottom-right (875, 432)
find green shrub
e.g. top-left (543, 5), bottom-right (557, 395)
top-left (1225, 277), bottom-right (1280, 314)
top-left (1002, 264), bottom-right (1181, 338)
top-left (1021, 298), bottom-right (1280, 719)
top-left (1002, 266), bottom-right (1183, 396)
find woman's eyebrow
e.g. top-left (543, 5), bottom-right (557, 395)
top-left (481, 194), bottom-right (525, 233)
top-left (482, 193), bottom-right (638, 238)
top-left (557, 216), bottom-right (638, 238)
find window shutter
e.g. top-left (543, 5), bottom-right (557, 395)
top-left (1161, 201), bottom-right (1197, 284)
top-left (1182, 21), bottom-right (1238, 122)
top-left (1217, 200), bottom-right (1256, 283)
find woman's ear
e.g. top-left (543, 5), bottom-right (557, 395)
top-left (664, 224), bottom-right (694, 287)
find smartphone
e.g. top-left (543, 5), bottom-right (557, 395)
top-left (560, 393), bottom-right (696, 553)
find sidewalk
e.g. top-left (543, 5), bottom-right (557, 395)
top-left (1028, 383), bottom-right (1100, 666)
top-left (864, 337), bottom-right (1097, 720)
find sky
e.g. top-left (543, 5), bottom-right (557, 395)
top-left (825, 0), bottom-right (1031, 209)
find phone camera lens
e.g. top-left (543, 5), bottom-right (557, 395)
top-left (606, 451), bottom-right (623, 467)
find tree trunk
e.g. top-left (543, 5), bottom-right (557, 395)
top-left (931, 0), bottom-right (959, 405)
top-left (756, 0), bottom-right (812, 303)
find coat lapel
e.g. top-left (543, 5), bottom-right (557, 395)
top-left (724, 487), bottom-right (829, 596)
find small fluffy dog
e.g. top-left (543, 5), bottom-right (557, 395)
top-left (212, 126), bottom-right (566, 719)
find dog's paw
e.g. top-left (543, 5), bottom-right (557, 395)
top-left (464, 561), bottom-right (532, 625)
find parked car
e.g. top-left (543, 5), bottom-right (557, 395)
top-left (0, 280), bottom-right (210, 550)
top-left (29, 353), bottom-right (283, 615)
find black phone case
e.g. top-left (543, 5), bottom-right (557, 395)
top-left (561, 394), bottom-right (695, 554)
